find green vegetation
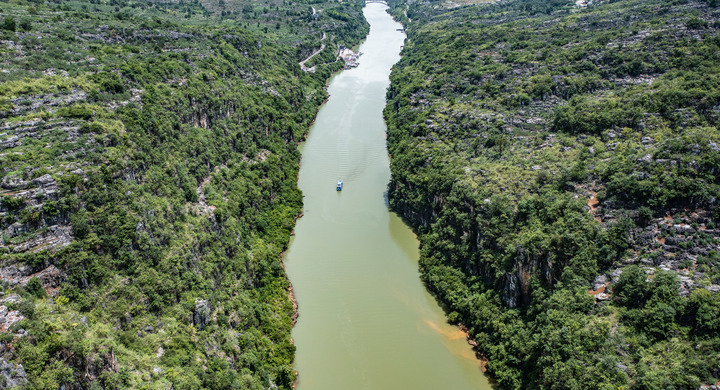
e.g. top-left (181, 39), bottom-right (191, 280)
top-left (196, 0), bottom-right (369, 67)
top-left (385, 0), bottom-right (720, 388)
top-left (0, 0), bottom-right (366, 387)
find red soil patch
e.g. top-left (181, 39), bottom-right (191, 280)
top-left (588, 285), bottom-right (606, 295)
top-left (587, 192), bottom-right (602, 222)
top-left (587, 192), bottom-right (599, 211)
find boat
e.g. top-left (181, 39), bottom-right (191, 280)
top-left (337, 179), bottom-right (343, 191)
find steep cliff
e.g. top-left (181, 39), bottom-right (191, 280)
top-left (386, 0), bottom-right (720, 388)
top-left (0, 0), bottom-right (367, 388)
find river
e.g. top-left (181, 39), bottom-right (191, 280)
top-left (284, 4), bottom-right (493, 390)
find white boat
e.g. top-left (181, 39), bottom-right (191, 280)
top-left (337, 179), bottom-right (343, 191)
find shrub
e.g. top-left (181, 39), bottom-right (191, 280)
top-left (637, 206), bottom-right (653, 226)
top-left (18, 19), bottom-right (32, 32)
top-left (613, 265), bottom-right (649, 308)
top-left (1, 196), bottom-right (25, 210)
top-left (15, 299), bottom-right (35, 320)
top-left (686, 17), bottom-right (707, 29)
top-left (26, 277), bottom-right (46, 298)
top-left (1, 16), bottom-right (16, 32)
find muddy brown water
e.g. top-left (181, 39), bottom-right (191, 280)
top-left (284, 5), bottom-right (493, 389)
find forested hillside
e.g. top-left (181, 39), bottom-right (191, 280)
top-left (0, 0), bottom-right (366, 387)
top-left (385, 0), bottom-right (720, 388)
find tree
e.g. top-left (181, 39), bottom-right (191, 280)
top-left (688, 289), bottom-right (720, 335)
top-left (26, 277), bottom-right (46, 298)
top-left (18, 18), bottom-right (32, 31)
top-left (1, 16), bottom-right (16, 32)
top-left (613, 266), bottom-right (649, 308)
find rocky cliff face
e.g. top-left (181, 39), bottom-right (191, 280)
top-left (387, 0), bottom-right (720, 307)
top-left (1, 167), bottom-right (74, 255)
top-left (391, 161), bottom-right (720, 307)
top-left (0, 0), bottom-right (351, 386)
top-left (385, 0), bottom-right (720, 386)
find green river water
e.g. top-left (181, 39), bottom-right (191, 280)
top-left (284, 5), bottom-right (493, 389)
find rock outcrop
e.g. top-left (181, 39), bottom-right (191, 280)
top-left (0, 357), bottom-right (27, 389)
top-left (193, 298), bottom-right (211, 330)
top-left (0, 265), bottom-right (66, 297)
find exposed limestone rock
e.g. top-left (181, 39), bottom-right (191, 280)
top-left (0, 265), bottom-right (66, 296)
top-left (30, 174), bottom-right (55, 189)
top-left (0, 175), bottom-right (28, 191)
top-left (0, 306), bottom-right (25, 333)
top-left (699, 384), bottom-right (720, 390)
top-left (8, 91), bottom-right (87, 116)
top-left (1, 225), bottom-right (72, 254)
top-left (595, 293), bottom-right (610, 301)
top-left (0, 295), bottom-right (20, 305)
top-left (0, 357), bottom-right (27, 389)
top-left (193, 299), bottom-right (211, 330)
top-left (592, 274), bottom-right (608, 290)
top-left (0, 266), bottom-right (32, 285)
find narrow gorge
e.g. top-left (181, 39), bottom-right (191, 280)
top-left (285, 4), bottom-right (491, 389)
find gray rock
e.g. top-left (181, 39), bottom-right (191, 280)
top-left (0, 358), bottom-right (27, 389)
top-left (19, 265), bottom-right (66, 290)
top-left (699, 384), bottom-right (720, 390)
top-left (0, 308), bottom-right (23, 331)
top-left (638, 154), bottom-right (653, 163)
top-left (0, 295), bottom-right (20, 305)
top-left (0, 175), bottom-right (27, 190)
top-left (679, 276), bottom-right (693, 286)
top-left (592, 274), bottom-right (608, 290)
top-left (674, 224), bottom-right (695, 234)
top-left (30, 174), bottom-right (55, 188)
top-left (193, 299), bottom-right (212, 330)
